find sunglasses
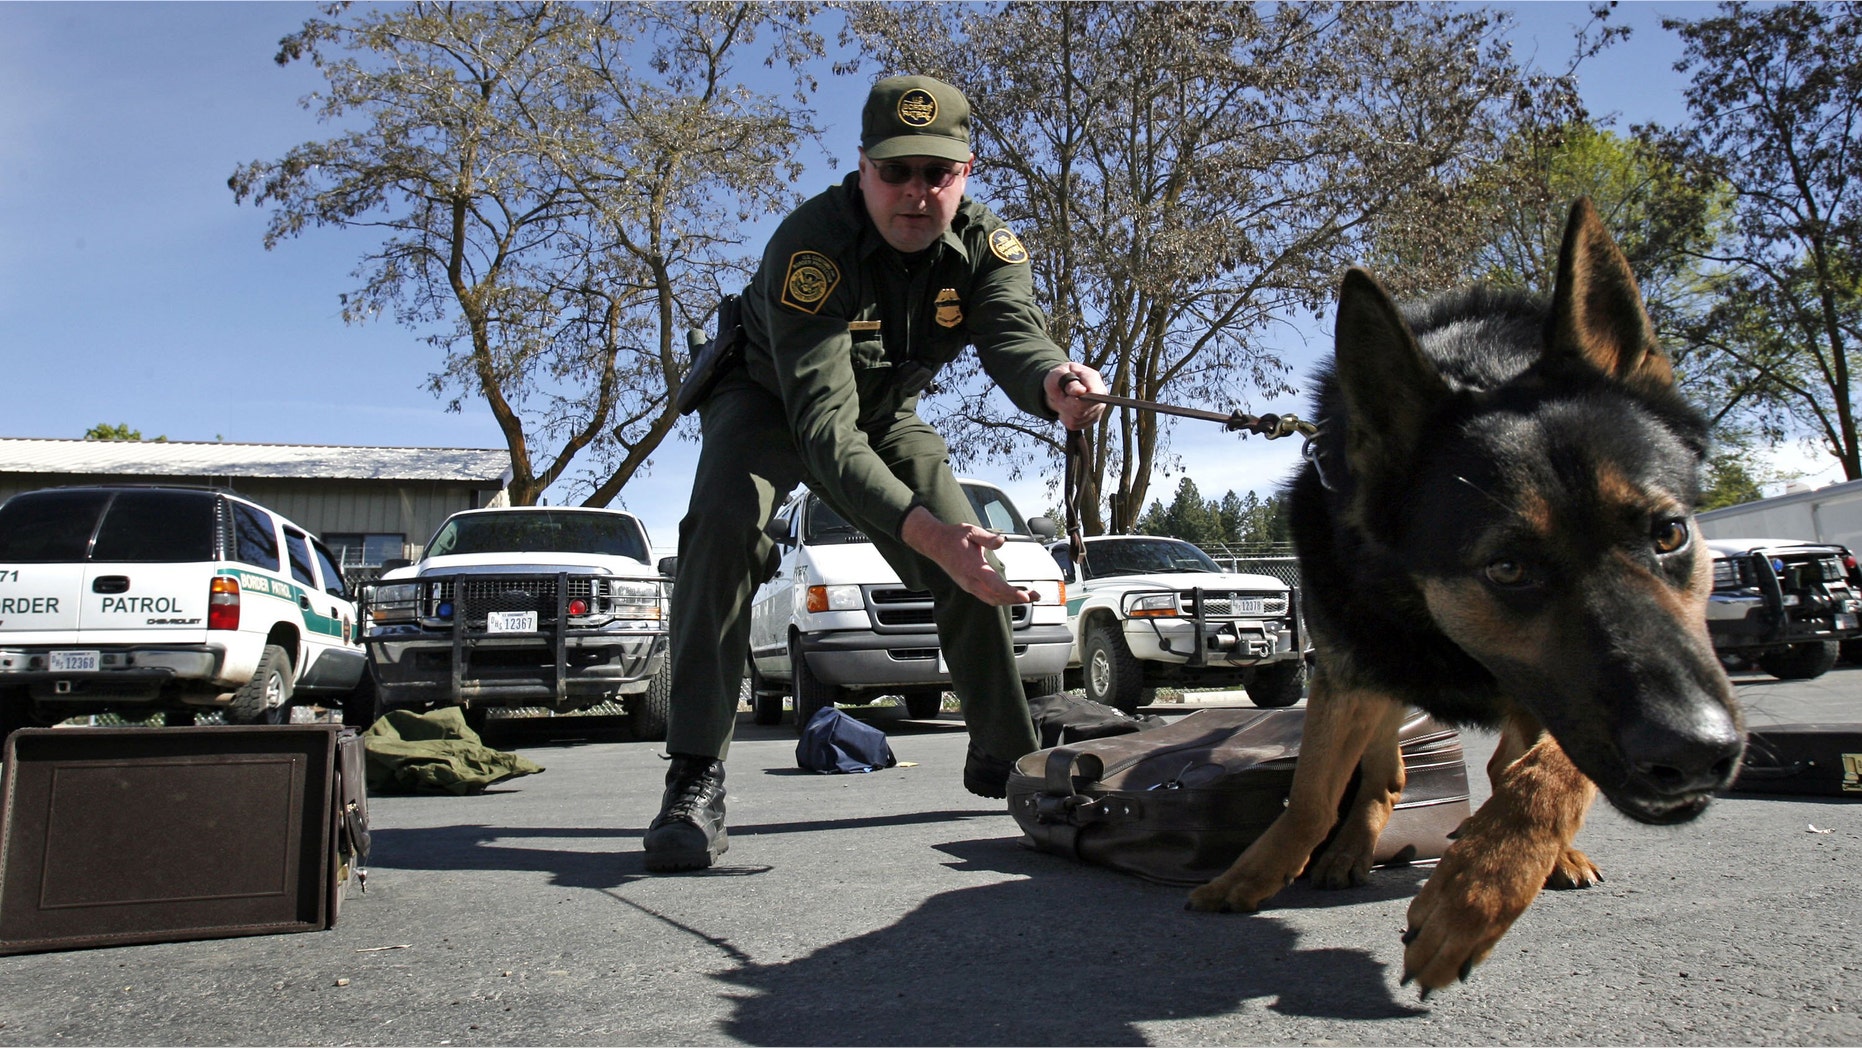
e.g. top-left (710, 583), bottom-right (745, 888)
top-left (873, 159), bottom-right (964, 189)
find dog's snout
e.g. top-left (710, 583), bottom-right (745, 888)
top-left (1618, 707), bottom-right (1744, 797)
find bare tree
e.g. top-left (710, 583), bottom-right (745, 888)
top-left (230, 1), bottom-right (825, 505)
top-left (843, 1), bottom-right (1577, 532)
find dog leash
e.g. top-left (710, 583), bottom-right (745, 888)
top-left (1060, 388), bottom-right (1328, 567)
top-left (1072, 390), bottom-right (1318, 443)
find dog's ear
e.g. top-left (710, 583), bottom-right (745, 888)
top-left (1546, 197), bottom-right (1675, 390)
top-left (1335, 267), bottom-right (1449, 480)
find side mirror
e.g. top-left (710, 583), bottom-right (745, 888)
top-left (657, 556), bottom-right (679, 579)
top-left (1027, 515), bottom-right (1059, 541)
top-left (764, 518), bottom-right (795, 547)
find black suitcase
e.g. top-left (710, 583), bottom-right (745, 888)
top-left (0, 725), bottom-right (370, 955)
top-left (1725, 723), bottom-right (1862, 798)
top-left (1007, 707), bottom-right (1471, 886)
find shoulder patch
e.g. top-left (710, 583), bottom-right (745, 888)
top-left (781, 250), bottom-right (841, 313)
top-left (988, 228), bottom-right (1029, 264)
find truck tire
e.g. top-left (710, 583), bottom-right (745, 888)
top-left (1757, 641), bottom-right (1839, 681)
top-left (749, 662), bottom-right (785, 726)
top-left (1022, 673), bottom-right (1065, 700)
top-left (791, 637), bottom-right (843, 736)
top-left (1245, 661), bottom-right (1305, 708)
top-left (227, 645), bottom-right (295, 725)
top-left (630, 659), bottom-right (672, 741)
top-left (1083, 620), bottom-right (1145, 715)
top-left (902, 688), bottom-right (944, 719)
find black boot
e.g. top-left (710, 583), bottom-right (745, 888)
top-left (963, 743), bottom-right (1015, 800)
top-left (644, 754), bottom-right (728, 872)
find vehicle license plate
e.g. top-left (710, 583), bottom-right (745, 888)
top-left (1840, 613), bottom-right (1858, 631)
top-left (1233, 598), bottom-right (1266, 615)
top-left (49, 650), bottom-right (100, 672)
top-left (487, 611), bottom-right (537, 633)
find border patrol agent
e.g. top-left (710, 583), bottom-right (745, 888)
top-left (645, 75), bottom-right (1107, 872)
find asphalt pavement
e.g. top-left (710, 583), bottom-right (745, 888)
top-left (0, 668), bottom-right (1857, 1046)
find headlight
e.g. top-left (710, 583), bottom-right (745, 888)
top-left (1012, 582), bottom-right (1064, 605)
top-left (1126, 592), bottom-right (1180, 618)
top-left (806, 585), bottom-right (863, 613)
top-left (368, 582), bottom-right (420, 624)
top-left (607, 579), bottom-right (664, 620)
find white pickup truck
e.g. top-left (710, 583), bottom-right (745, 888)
top-left (0, 485), bottom-right (368, 739)
top-left (1047, 534), bottom-right (1305, 712)
top-left (745, 479), bottom-right (1072, 732)
top-left (360, 506), bottom-right (672, 739)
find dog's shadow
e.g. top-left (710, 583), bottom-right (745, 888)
top-left (711, 837), bottom-right (1430, 1045)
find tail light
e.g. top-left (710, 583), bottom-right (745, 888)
top-left (208, 576), bottom-right (240, 631)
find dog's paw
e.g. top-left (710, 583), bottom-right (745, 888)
top-left (1544, 847), bottom-right (1602, 890)
top-left (1399, 836), bottom-right (1548, 995)
top-left (1306, 837), bottom-right (1376, 890)
top-left (1186, 864), bottom-right (1296, 914)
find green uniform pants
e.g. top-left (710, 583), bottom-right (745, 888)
top-left (666, 373), bottom-right (1039, 763)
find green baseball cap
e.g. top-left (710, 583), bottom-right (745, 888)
top-left (861, 75), bottom-right (972, 162)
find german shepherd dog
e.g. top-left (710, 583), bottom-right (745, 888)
top-left (1186, 199), bottom-right (1745, 995)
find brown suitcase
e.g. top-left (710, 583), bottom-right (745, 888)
top-left (1007, 707), bottom-right (1470, 886)
top-left (0, 725), bottom-right (369, 955)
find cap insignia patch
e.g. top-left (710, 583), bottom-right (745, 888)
top-left (781, 250), bottom-right (841, 313)
top-left (989, 228), bottom-right (1029, 264)
top-left (897, 89), bottom-right (938, 127)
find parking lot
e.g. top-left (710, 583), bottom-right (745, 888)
top-left (0, 668), bottom-right (1856, 1046)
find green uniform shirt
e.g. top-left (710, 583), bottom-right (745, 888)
top-left (740, 171), bottom-right (1068, 540)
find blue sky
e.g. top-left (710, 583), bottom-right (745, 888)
top-left (2, 1), bottom-right (1818, 554)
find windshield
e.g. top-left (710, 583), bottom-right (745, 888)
top-left (802, 481), bottom-right (1031, 545)
top-left (425, 511), bottom-right (648, 561)
top-left (804, 499), bottom-right (868, 544)
top-left (1081, 537), bottom-right (1223, 580)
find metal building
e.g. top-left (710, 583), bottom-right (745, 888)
top-left (0, 438), bottom-right (511, 579)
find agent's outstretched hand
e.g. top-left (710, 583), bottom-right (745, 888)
top-left (901, 506), bottom-right (1034, 607)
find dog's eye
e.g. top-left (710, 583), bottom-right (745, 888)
top-left (1652, 519), bottom-right (1689, 554)
top-left (1485, 559), bottom-right (1530, 587)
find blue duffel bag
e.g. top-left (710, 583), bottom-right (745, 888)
top-left (796, 706), bottom-right (898, 774)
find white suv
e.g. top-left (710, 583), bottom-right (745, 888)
top-left (746, 480), bottom-right (1072, 732)
top-left (0, 486), bottom-right (367, 739)
top-left (1048, 534), bottom-right (1305, 712)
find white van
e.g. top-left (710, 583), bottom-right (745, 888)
top-left (746, 479), bottom-right (1071, 731)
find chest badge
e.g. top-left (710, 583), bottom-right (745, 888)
top-left (935, 288), bottom-right (963, 329)
top-left (988, 228), bottom-right (1029, 264)
top-left (781, 250), bottom-right (841, 313)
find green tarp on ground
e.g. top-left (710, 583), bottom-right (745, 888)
top-left (362, 707), bottom-right (545, 795)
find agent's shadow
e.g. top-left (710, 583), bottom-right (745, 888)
top-left (709, 837), bottom-right (1429, 1046)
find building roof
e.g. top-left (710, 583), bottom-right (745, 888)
top-left (0, 438), bottom-right (512, 485)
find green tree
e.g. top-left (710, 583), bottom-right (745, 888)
top-left (1659, 1), bottom-right (1862, 479)
top-left (1133, 476), bottom-right (1220, 546)
top-left (1698, 450), bottom-right (1765, 512)
top-left (230, 2), bottom-right (826, 506)
top-left (83, 423), bottom-right (166, 442)
top-left (843, 1), bottom-right (1581, 533)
